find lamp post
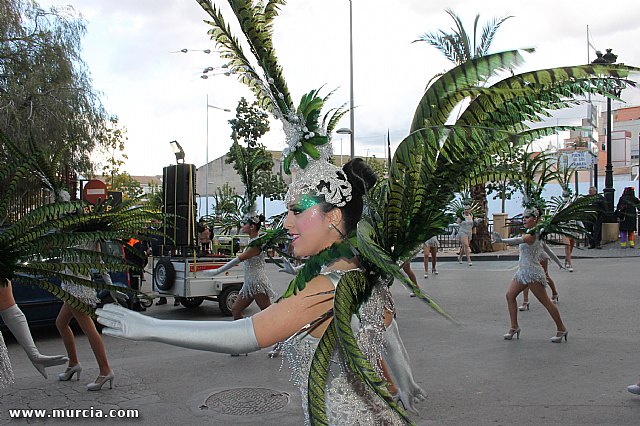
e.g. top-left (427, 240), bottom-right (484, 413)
top-left (205, 95), bottom-right (231, 218)
top-left (347, 0), bottom-right (355, 159)
top-left (592, 48), bottom-right (619, 214)
top-left (336, 127), bottom-right (353, 162)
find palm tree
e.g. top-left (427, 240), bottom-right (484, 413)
top-left (414, 9), bottom-right (513, 65)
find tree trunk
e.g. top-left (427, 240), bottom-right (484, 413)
top-left (471, 183), bottom-right (493, 253)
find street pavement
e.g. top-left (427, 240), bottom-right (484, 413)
top-left (1, 247), bottom-right (639, 425)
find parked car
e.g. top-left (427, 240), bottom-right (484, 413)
top-left (0, 241), bottom-right (137, 330)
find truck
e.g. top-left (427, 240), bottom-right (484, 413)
top-left (151, 163), bottom-right (245, 316)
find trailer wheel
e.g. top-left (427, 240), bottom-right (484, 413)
top-left (154, 259), bottom-right (176, 291)
top-left (180, 297), bottom-right (204, 308)
top-left (219, 285), bottom-right (241, 316)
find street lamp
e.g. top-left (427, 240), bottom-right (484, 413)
top-left (347, 0), bottom-right (355, 159)
top-left (205, 95), bottom-right (231, 217)
top-left (169, 140), bottom-right (185, 164)
top-left (592, 48), bottom-right (619, 214)
top-left (336, 127), bottom-right (353, 162)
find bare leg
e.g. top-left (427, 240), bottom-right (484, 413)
top-left (430, 246), bottom-right (438, 272)
top-left (527, 281), bottom-right (566, 333)
top-left (506, 279), bottom-right (526, 329)
top-left (231, 294), bottom-right (254, 320)
top-left (462, 235), bottom-right (473, 264)
top-left (540, 258), bottom-right (558, 298)
top-left (253, 293), bottom-right (271, 311)
top-left (422, 247), bottom-right (429, 275)
top-left (69, 307), bottom-right (111, 376)
top-left (402, 263), bottom-right (418, 286)
top-left (56, 304), bottom-right (79, 367)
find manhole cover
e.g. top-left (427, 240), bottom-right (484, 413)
top-left (204, 387), bottom-right (289, 415)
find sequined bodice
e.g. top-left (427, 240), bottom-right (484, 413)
top-left (242, 247), bottom-right (267, 284)
top-left (515, 238), bottom-right (546, 285)
top-left (281, 271), bottom-right (404, 425)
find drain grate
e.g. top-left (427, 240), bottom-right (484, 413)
top-left (203, 387), bottom-right (290, 415)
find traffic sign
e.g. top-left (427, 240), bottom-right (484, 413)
top-left (82, 180), bottom-right (108, 204)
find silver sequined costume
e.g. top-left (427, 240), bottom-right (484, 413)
top-left (281, 271), bottom-right (404, 425)
top-left (0, 331), bottom-right (15, 388)
top-left (514, 238), bottom-right (547, 286)
top-left (239, 240), bottom-right (274, 300)
top-left (61, 242), bottom-right (109, 307)
top-left (423, 236), bottom-right (439, 249)
top-left (457, 216), bottom-right (474, 240)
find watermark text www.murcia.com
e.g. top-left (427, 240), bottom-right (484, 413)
top-left (8, 407), bottom-right (139, 419)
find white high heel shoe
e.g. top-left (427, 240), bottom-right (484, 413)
top-left (87, 371), bottom-right (114, 391)
top-left (58, 363), bottom-right (82, 381)
top-left (503, 327), bottom-right (521, 340)
top-left (518, 301), bottom-right (530, 311)
top-left (550, 330), bottom-right (568, 343)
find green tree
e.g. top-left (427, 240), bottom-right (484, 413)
top-left (414, 9), bottom-right (513, 67)
top-left (364, 155), bottom-right (388, 179)
top-left (225, 97), bottom-right (273, 209)
top-left (0, 0), bottom-right (108, 178)
top-left (98, 116), bottom-right (128, 185)
top-left (108, 172), bottom-right (143, 199)
top-left (254, 170), bottom-right (287, 214)
top-left (485, 144), bottom-right (526, 213)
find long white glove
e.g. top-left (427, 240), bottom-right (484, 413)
top-left (383, 319), bottom-right (427, 415)
top-left (200, 256), bottom-right (241, 277)
top-left (96, 304), bottom-right (260, 354)
top-left (492, 233), bottom-right (524, 246)
top-left (278, 257), bottom-right (303, 275)
top-left (0, 304), bottom-right (68, 378)
top-left (542, 242), bottom-right (566, 269)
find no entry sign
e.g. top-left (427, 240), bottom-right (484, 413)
top-left (82, 180), bottom-right (108, 204)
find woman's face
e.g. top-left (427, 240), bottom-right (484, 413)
top-left (241, 222), bottom-right (253, 234)
top-left (284, 195), bottom-right (337, 257)
top-left (523, 212), bottom-right (539, 229)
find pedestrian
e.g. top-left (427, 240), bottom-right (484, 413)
top-left (198, 220), bottom-right (211, 255)
top-left (493, 207), bottom-right (568, 342)
top-left (124, 236), bottom-right (149, 311)
top-left (423, 236), bottom-right (439, 278)
top-left (615, 187), bottom-right (639, 248)
top-left (56, 241), bottom-right (114, 391)
top-left (1, 280), bottom-right (68, 386)
top-left (457, 205), bottom-right (475, 266)
top-left (402, 261), bottom-right (420, 297)
top-left (585, 186), bottom-right (605, 249)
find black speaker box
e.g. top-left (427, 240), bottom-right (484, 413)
top-left (163, 203), bottom-right (197, 247)
top-left (163, 164), bottom-right (196, 206)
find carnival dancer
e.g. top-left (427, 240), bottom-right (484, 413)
top-left (493, 207), bottom-right (568, 342)
top-left (204, 213), bottom-right (274, 320)
top-left (518, 243), bottom-right (560, 311)
top-left (456, 205), bottom-right (475, 266)
top-left (1, 280), bottom-right (68, 386)
top-left (423, 236), bottom-right (439, 278)
top-left (56, 241), bottom-right (114, 391)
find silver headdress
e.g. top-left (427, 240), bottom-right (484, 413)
top-left (281, 90), bottom-right (352, 207)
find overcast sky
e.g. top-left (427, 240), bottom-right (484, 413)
top-left (39, 0), bottom-right (640, 177)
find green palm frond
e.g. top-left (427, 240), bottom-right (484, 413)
top-left (410, 50), bottom-right (532, 131)
top-left (532, 195), bottom-right (598, 242)
top-left (330, 271), bottom-right (412, 425)
top-left (307, 322), bottom-right (336, 425)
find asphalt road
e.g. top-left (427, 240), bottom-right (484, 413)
top-left (2, 257), bottom-right (639, 425)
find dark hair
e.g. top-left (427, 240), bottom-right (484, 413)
top-left (246, 214), bottom-right (266, 231)
top-left (336, 158), bottom-right (377, 233)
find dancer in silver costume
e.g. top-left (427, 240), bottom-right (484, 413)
top-left (493, 207), bottom-right (568, 343)
top-left (204, 213), bottom-right (274, 320)
top-left (0, 280), bottom-right (68, 387)
top-left (56, 241), bottom-right (114, 391)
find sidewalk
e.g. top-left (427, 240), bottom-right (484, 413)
top-left (416, 240), bottom-right (640, 263)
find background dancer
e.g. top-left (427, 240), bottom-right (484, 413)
top-left (1, 280), bottom-right (67, 383)
top-left (204, 213), bottom-right (274, 320)
top-left (494, 207), bottom-right (567, 342)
